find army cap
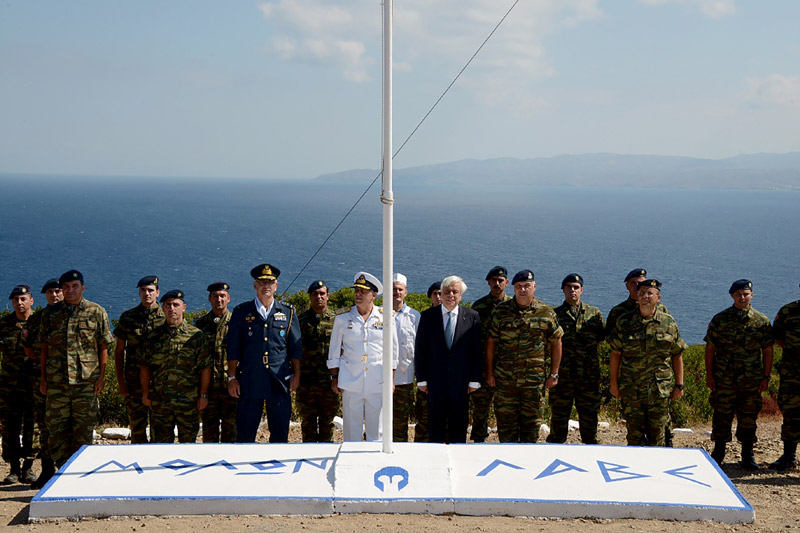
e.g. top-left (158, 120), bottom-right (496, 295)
top-left (41, 278), bottom-right (60, 293)
top-left (250, 263), bottom-right (280, 281)
top-left (512, 270), bottom-right (535, 284)
top-left (625, 268), bottom-right (647, 282)
top-left (207, 281), bottom-right (230, 293)
top-left (137, 275), bottom-right (159, 288)
top-left (307, 280), bottom-right (326, 293)
top-left (160, 289), bottom-right (185, 303)
top-left (393, 273), bottom-right (408, 286)
top-left (59, 269), bottom-right (84, 285)
top-left (9, 285), bottom-right (31, 299)
top-left (561, 273), bottom-right (584, 288)
top-left (486, 266), bottom-right (508, 280)
top-left (637, 279), bottom-right (662, 291)
top-left (729, 279), bottom-right (753, 294)
top-left (427, 281), bottom-right (441, 298)
top-left (353, 271), bottom-right (382, 295)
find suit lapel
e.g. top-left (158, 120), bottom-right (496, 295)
top-left (450, 305), bottom-right (466, 348)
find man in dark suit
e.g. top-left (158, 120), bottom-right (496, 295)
top-left (226, 263), bottom-right (301, 443)
top-left (415, 275), bottom-right (482, 443)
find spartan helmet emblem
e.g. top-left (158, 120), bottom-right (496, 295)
top-left (21, 287), bottom-right (27, 294)
top-left (154, 277), bottom-right (159, 285)
top-left (73, 272), bottom-right (79, 279)
top-left (373, 466), bottom-right (409, 492)
top-left (318, 281), bottom-right (323, 287)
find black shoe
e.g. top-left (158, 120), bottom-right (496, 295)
top-left (710, 442), bottom-right (726, 465)
top-left (20, 459), bottom-right (36, 484)
top-left (2, 460), bottom-right (21, 485)
top-left (769, 455), bottom-right (797, 472)
top-left (30, 459), bottom-right (56, 490)
top-left (740, 442), bottom-right (759, 471)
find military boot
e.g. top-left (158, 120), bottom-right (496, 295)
top-left (30, 458), bottom-right (55, 490)
top-left (20, 459), bottom-right (36, 484)
top-left (710, 441), bottom-right (726, 465)
top-left (740, 441), bottom-right (759, 471)
top-left (769, 441), bottom-right (798, 473)
top-left (2, 460), bottom-right (21, 485)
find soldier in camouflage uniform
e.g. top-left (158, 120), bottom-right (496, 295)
top-left (113, 276), bottom-right (164, 444)
top-left (470, 266), bottom-right (510, 443)
top-left (39, 270), bottom-right (114, 468)
top-left (296, 280), bottom-right (338, 442)
top-left (770, 284), bottom-right (800, 472)
top-left (0, 285), bottom-right (36, 484)
top-left (547, 274), bottom-right (606, 444)
top-left (606, 268), bottom-right (674, 446)
top-left (609, 279), bottom-right (687, 447)
top-left (486, 270), bottom-right (563, 443)
top-left (391, 274), bottom-right (423, 442)
top-left (141, 290), bottom-right (211, 443)
top-left (21, 279), bottom-right (62, 488)
top-left (194, 282), bottom-right (235, 442)
top-left (704, 279), bottom-right (774, 469)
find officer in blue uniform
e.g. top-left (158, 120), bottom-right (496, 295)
top-left (226, 263), bottom-right (301, 443)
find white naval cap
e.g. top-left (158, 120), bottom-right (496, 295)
top-left (393, 273), bottom-right (408, 286)
top-left (352, 271), bottom-right (383, 295)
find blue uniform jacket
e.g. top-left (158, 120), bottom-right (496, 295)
top-left (227, 299), bottom-right (301, 399)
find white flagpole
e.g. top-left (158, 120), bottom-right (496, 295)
top-left (380, 0), bottom-right (394, 454)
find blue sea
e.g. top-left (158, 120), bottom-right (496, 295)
top-left (1, 174), bottom-right (798, 344)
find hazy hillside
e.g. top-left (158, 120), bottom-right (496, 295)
top-left (315, 153), bottom-right (800, 189)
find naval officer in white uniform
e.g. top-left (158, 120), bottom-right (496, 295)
top-left (328, 272), bottom-right (399, 441)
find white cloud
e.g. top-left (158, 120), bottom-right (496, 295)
top-left (636, 0), bottom-right (736, 19)
top-left (746, 74), bottom-right (800, 109)
top-left (258, 0), bottom-right (603, 108)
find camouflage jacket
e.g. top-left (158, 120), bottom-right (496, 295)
top-left (472, 293), bottom-right (511, 344)
top-left (39, 299), bottom-right (114, 385)
top-left (142, 320), bottom-right (211, 405)
top-left (0, 312), bottom-right (35, 391)
top-left (608, 308), bottom-right (687, 399)
top-left (773, 299), bottom-right (800, 375)
top-left (554, 300), bottom-right (605, 380)
top-left (298, 307), bottom-right (335, 387)
top-left (114, 303), bottom-right (165, 373)
top-left (194, 309), bottom-right (232, 390)
top-left (606, 297), bottom-right (669, 338)
top-left (487, 297), bottom-right (563, 385)
top-left (704, 305), bottom-right (773, 382)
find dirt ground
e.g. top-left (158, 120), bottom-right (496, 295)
top-left (2, 416), bottom-right (798, 532)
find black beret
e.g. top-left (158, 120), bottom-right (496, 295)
top-left (207, 281), bottom-right (230, 293)
top-left (160, 289), bottom-right (185, 303)
top-left (59, 269), bottom-right (84, 285)
top-left (625, 268), bottom-right (647, 282)
top-left (561, 273), bottom-right (584, 288)
top-left (137, 275), bottom-right (159, 288)
top-left (512, 269), bottom-right (535, 284)
top-left (250, 263), bottom-right (280, 281)
top-left (9, 285), bottom-right (31, 299)
top-left (41, 279), bottom-right (60, 293)
top-left (307, 280), bottom-right (327, 293)
top-left (485, 266), bottom-right (508, 280)
top-left (637, 279), bottom-right (662, 291)
top-left (729, 279), bottom-right (753, 294)
top-left (427, 282), bottom-right (441, 298)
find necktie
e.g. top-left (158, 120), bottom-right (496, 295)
top-left (445, 311), bottom-right (455, 349)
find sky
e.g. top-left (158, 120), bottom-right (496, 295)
top-left (1, 0), bottom-right (799, 180)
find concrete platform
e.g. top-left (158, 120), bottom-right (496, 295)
top-left (30, 442), bottom-right (753, 523)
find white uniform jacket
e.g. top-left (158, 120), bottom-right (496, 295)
top-left (327, 305), bottom-right (399, 395)
top-left (393, 304), bottom-right (421, 385)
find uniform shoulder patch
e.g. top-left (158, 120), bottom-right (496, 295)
top-left (336, 306), bottom-right (351, 315)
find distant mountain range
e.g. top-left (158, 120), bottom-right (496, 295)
top-left (315, 152), bottom-right (800, 189)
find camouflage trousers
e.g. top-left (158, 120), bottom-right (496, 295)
top-left (201, 387), bottom-right (238, 443)
top-left (495, 382), bottom-right (543, 443)
top-left (469, 382), bottom-right (495, 442)
top-left (778, 374), bottom-right (800, 443)
top-left (414, 387), bottom-right (428, 442)
top-left (124, 369), bottom-right (150, 444)
top-left (45, 381), bottom-right (98, 468)
top-left (546, 376), bottom-right (601, 444)
top-left (33, 389), bottom-right (50, 461)
top-left (621, 388), bottom-right (669, 447)
top-left (295, 384), bottom-right (339, 443)
top-left (150, 399), bottom-right (199, 443)
top-left (710, 378), bottom-right (762, 444)
top-left (0, 387), bottom-right (35, 463)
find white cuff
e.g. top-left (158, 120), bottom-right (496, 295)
top-left (417, 381), bottom-right (427, 387)
top-left (468, 381), bottom-right (481, 389)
